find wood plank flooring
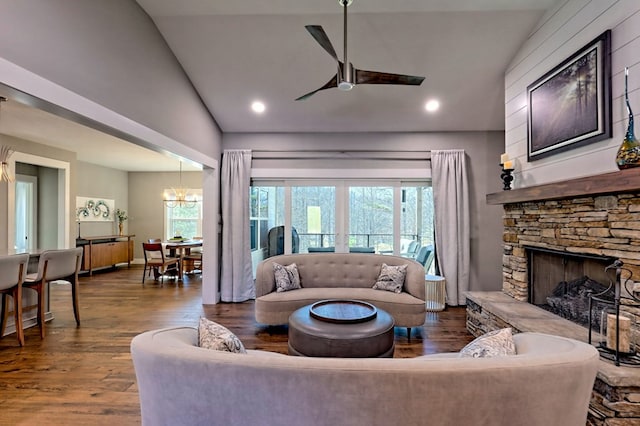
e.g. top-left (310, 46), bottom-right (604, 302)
top-left (0, 265), bottom-right (473, 425)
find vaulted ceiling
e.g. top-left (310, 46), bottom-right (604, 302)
top-left (0, 0), bottom-right (557, 171)
top-left (136, 0), bottom-right (556, 133)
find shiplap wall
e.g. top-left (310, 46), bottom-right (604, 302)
top-left (505, 0), bottom-right (640, 188)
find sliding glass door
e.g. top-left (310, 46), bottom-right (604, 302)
top-left (250, 180), bottom-right (434, 273)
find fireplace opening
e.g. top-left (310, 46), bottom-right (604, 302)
top-left (526, 247), bottom-right (617, 329)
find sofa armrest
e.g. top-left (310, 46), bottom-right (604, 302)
top-left (255, 258), bottom-right (276, 297)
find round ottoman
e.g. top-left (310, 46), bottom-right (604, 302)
top-left (288, 300), bottom-right (395, 358)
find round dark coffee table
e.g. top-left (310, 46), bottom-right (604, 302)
top-left (288, 300), bottom-right (395, 358)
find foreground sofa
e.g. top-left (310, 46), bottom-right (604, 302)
top-left (255, 253), bottom-right (426, 330)
top-left (131, 327), bottom-right (599, 426)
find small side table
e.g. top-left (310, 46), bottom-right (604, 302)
top-left (425, 274), bottom-right (446, 312)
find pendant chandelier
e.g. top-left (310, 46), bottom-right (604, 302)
top-left (0, 97), bottom-right (14, 183)
top-left (163, 161), bottom-right (198, 208)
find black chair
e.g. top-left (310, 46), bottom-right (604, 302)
top-left (267, 226), bottom-right (299, 257)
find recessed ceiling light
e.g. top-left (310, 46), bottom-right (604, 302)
top-left (251, 101), bottom-right (266, 114)
top-left (425, 99), bottom-right (440, 112)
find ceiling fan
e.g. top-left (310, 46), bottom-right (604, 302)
top-left (296, 0), bottom-right (425, 101)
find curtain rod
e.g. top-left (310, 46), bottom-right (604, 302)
top-left (251, 150), bottom-right (431, 161)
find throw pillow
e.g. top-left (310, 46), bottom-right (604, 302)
top-left (198, 317), bottom-right (247, 354)
top-left (372, 263), bottom-right (407, 294)
top-left (273, 262), bottom-right (301, 292)
top-left (459, 328), bottom-right (516, 358)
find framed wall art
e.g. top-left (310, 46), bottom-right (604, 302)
top-left (76, 196), bottom-right (114, 222)
top-left (527, 30), bottom-right (611, 161)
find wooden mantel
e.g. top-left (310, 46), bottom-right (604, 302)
top-left (486, 167), bottom-right (640, 205)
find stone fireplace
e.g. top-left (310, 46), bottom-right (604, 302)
top-left (501, 194), bottom-right (640, 345)
top-left (466, 168), bottom-right (640, 425)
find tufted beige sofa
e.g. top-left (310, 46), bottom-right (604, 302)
top-left (255, 253), bottom-right (426, 332)
top-left (131, 327), bottom-right (600, 426)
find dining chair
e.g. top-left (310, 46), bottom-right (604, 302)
top-left (142, 242), bottom-right (180, 285)
top-left (183, 237), bottom-right (203, 275)
top-left (23, 248), bottom-right (83, 339)
top-left (0, 254), bottom-right (30, 346)
top-left (148, 238), bottom-right (176, 258)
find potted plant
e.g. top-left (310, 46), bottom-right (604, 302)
top-left (114, 208), bottom-right (128, 236)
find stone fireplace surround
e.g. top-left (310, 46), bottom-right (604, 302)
top-left (467, 167), bottom-right (640, 425)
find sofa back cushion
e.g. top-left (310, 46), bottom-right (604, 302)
top-left (256, 253), bottom-right (425, 299)
top-left (132, 328), bottom-right (600, 426)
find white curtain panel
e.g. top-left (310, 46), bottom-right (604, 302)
top-left (432, 149), bottom-right (470, 306)
top-left (220, 150), bottom-right (255, 302)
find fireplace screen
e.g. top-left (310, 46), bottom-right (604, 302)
top-left (526, 247), bottom-right (616, 329)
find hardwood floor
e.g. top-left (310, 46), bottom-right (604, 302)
top-left (0, 265), bottom-right (473, 425)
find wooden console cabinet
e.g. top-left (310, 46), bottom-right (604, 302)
top-left (76, 235), bottom-right (134, 275)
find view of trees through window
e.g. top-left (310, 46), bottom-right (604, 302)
top-left (250, 182), bottom-right (434, 271)
top-left (164, 190), bottom-right (203, 240)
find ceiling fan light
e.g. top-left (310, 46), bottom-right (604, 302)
top-left (338, 81), bottom-right (354, 91)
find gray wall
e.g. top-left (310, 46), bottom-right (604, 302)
top-left (38, 166), bottom-right (59, 249)
top-left (223, 131), bottom-right (505, 292)
top-left (0, 0), bottom-right (222, 162)
top-left (76, 161), bottom-right (129, 238)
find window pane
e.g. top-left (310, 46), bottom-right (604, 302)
top-left (291, 186), bottom-right (335, 253)
top-left (250, 187), bottom-right (284, 253)
top-left (401, 186), bottom-right (435, 272)
top-left (165, 203), bottom-right (202, 240)
top-left (349, 186), bottom-right (393, 254)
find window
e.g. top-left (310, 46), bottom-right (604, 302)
top-left (250, 186), bottom-right (284, 251)
top-left (250, 180), bottom-right (434, 272)
top-left (164, 189), bottom-right (202, 240)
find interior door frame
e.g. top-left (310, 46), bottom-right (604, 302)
top-left (7, 152), bottom-right (70, 250)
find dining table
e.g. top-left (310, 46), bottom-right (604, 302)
top-left (163, 239), bottom-right (203, 278)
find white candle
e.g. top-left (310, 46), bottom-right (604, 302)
top-left (500, 153), bottom-right (509, 164)
top-left (606, 313), bottom-right (631, 353)
top-left (503, 160), bottom-right (514, 170)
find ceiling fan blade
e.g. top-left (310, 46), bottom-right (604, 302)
top-left (305, 25), bottom-right (339, 62)
top-left (355, 69), bottom-right (425, 86)
top-left (295, 74), bottom-right (338, 101)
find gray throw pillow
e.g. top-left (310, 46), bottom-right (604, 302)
top-left (372, 263), bottom-right (407, 293)
top-left (273, 262), bottom-right (301, 292)
top-left (459, 328), bottom-right (516, 358)
top-left (198, 317), bottom-right (247, 353)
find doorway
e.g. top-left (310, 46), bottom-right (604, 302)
top-left (7, 152), bottom-right (70, 251)
top-left (14, 174), bottom-right (37, 252)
